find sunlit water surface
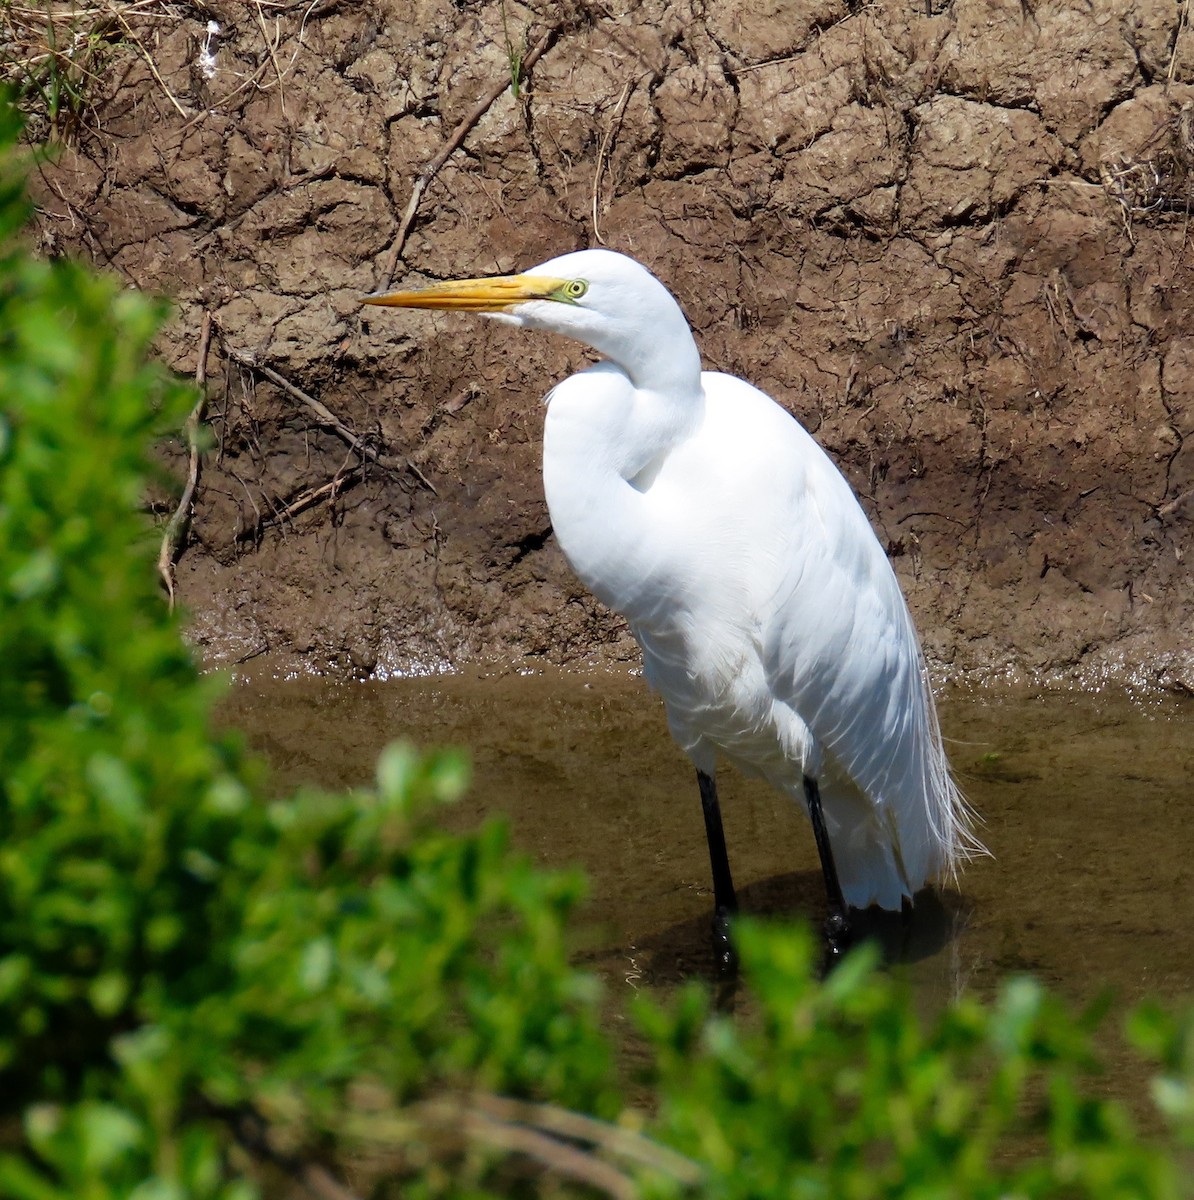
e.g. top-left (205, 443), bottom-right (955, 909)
top-left (219, 668), bottom-right (1194, 1099)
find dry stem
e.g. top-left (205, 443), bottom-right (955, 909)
top-left (375, 21), bottom-right (561, 292)
top-left (246, 461), bottom-right (363, 538)
top-left (3, 1), bottom-right (314, 139)
top-left (1168, 0), bottom-right (1191, 92)
top-left (219, 332), bottom-right (438, 496)
top-left (591, 79), bottom-right (634, 246)
top-left (344, 1092), bottom-right (704, 1197)
top-left (158, 311), bottom-right (212, 608)
top-left (214, 1103), bottom-right (364, 1200)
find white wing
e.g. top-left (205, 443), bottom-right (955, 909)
top-left (670, 373), bottom-right (975, 905)
top-left (703, 373), bottom-right (975, 902)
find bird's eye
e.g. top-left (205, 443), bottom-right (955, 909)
top-left (564, 279), bottom-right (588, 300)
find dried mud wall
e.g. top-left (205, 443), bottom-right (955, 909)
top-left (32, 0), bottom-right (1194, 687)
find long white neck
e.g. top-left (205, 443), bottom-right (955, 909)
top-left (580, 302), bottom-right (703, 398)
top-left (513, 251), bottom-right (706, 618)
top-left (512, 250), bottom-right (704, 401)
top-left (535, 285), bottom-right (705, 482)
top-left (541, 352), bottom-right (704, 621)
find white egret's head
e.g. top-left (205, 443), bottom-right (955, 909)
top-left (363, 248), bottom-right (700, 392)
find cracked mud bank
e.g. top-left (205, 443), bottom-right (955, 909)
top-left (31, 0), bottom-right (1194, 688)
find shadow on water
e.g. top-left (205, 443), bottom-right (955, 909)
top-left (219, 665), bottom-right (1194, 1091)
top-left (605, 874), bottom-right (966, 994)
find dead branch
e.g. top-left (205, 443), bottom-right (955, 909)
top-left (469, 1094), bottom-right (704, 1188)
top-left (1168, 0), bottom-right (1192, 92)
top-left (449, 1106), bottom-right (637, 1200)
top-left (158, 311), bottom-right (212, 609)
top-left (219, 333), bottom-right (437, 496)
top-left (207, 1086), bottom-right (702, 1199)
top-left (253, 0), bottom-right (289, 115)
top-left (375, 21), bottom-right (561, 292)
top-left (592, 80), bottom-right (634, 246)
top-left (240, 462), bottom-right (363, 539)
top-left (212, 1102), bottom-right (364, 1200)
top-left (1159, 486), bottom-right (1193, 520)
top-left (343, 1092), bottom-right (704, 1198)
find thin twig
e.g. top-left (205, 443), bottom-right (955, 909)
top-left (229, 469), bottom-right (265, 545)
top-left (106, 2), bottom-right (190, 118)
top-left (345, 1092), bottom-right (704, 1197)
top-left (375, 22), bottom-right (560, 291)
top-left (451, 1107), bottom-right (637, 1200)
top-left (213, 1103), bottom-right (363, 1200)
top-left (177, 55), bottom-right (273, 135)
top-left (470, 1094), bottom-right (705, 1187)
top-left (253, 0), bottom-right (289, 114)
top-left (1168, 0), bottom-right (1191, 92)
top-left (219, 333), bottom-right (438, 495)
top-left (158, 311), bottom-right (212, 608)
top-left (242, 462), bottom-right (363, 538)
top-left (265, 0), bottom-right (354, 15)
top-left (591, 80), bottom-right (633, 246)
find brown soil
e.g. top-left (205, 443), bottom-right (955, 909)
top-left (30, 0), bottom-right (1194, 688)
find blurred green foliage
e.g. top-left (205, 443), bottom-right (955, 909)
top-left (0, 95), bottom-right (612, 1198)
top-left (639, 925), bottom-right (1194, 1199)
top-left (0, 94), bottom-right (1192, 1199)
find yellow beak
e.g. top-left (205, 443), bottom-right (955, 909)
top-left (362, 273), bottom-right (570, 312)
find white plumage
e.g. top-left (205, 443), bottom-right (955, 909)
top-left (365, 248), bottom-right (979, 953)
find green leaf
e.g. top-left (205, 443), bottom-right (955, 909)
top-left (88, 972), bottom-right (129, 1018)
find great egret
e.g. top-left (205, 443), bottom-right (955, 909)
top-left (364, 248), bottom-right (979, 966)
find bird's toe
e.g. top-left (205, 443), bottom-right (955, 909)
top-left (712, 906), bottom-right (738, 976)
top-left (822, 909), bottom-right (853, 962)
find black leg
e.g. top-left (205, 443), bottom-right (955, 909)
top-left (803, 774), bottom-right (852, 959)
top-left (697, 769), bottom-right (738, 974)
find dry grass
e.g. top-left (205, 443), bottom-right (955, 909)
top-left (1099, 102), bottom-right (1194, 237)
top-left (0, 1), bottom-right (191, 139)
top-left (0, 0), bottom-right (317, 141)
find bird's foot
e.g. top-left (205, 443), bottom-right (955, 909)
top-left (712, 904), bottom-right (738, 976)
top-left (822, 908), bottom-right (853, 966)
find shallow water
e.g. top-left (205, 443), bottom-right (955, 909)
top-left (220, 668), bottom-right (1194, 1015)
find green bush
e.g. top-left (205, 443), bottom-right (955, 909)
top-left (0, 95), bottom-right (1192, 1199)
top-left (0, 98), bottom-right (613, 1198)
top-left (640, 924), bottom-right (1194, 1199)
